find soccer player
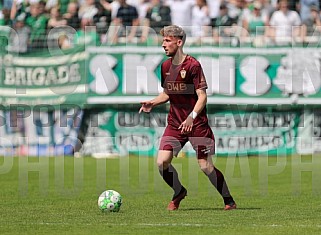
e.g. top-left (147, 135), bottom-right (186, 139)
top-left (139, 25), bottom-right (236, 211)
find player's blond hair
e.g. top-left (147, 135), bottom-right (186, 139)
top-left (160, 25), bottom-right (186, 45)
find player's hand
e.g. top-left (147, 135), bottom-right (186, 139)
top-left (139, 101), bottom-right (153, 113)
top-left (178, 116), bottom-right (194, 134)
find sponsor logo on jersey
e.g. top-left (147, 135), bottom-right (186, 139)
top-left (166, 82), bottom-right (187, 91)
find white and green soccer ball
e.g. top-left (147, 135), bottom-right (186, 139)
top-left (98, 190), bottom-right (122, 212)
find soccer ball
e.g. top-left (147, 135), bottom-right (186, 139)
top-left (98, 190), bottom-right (122, 212)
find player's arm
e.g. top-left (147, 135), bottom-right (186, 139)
top-left (139, 90), bottom-right (169, 113)
top-left (191, 88), bottom-right (207, 116)
top-left (179, 88), bottom-right (207, 133)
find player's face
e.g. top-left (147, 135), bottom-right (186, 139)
top-left (162, 36), bottom-right (181, 57)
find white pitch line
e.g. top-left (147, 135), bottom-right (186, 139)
top-left (137, 223), bottom-right (321, 228)
top-left (28, 222), bottom-right (321, 228)
top-left (139, 223), bottom-right (205, 227)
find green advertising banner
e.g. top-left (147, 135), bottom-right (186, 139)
top-left (80, 108), bottom-right (317, 157)
top-left (0, 46), bottom-right (88, 106)
top-left (87, 46), bottom-right (321, 105)
top-left (1, 46), bottom-right (321, 106)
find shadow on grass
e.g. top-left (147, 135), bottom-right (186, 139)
top-left (179, 207), bottom-right (261, 211)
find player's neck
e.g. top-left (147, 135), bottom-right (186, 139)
top-left (172, 51), bottom-right (187, 65)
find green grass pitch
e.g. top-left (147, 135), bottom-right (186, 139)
top-left (0, 155), bottom-right (321, 235)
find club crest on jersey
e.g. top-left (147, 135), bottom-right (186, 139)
top-left (180, 69), bottom-right (186, 79)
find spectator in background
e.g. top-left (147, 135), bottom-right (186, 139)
top-left (79, 0), bottom-right (98, 19)
top-left (301, 4), bottom-right (321, 40)
top-left (46, 0), bottom-right (70, 16)
top-left (0, 4), bottom-right (11, 51)
top-left (208, 0), bottom-right (222, 28)
top-left (213, 3), bottom-right (235, 43)
top-left (299, 0), bottom-right (319, 22)
top-left (110, 0), bottom-right (151, 43)
top-left (227, 0), bottom-right (246, 24)
top-left (100, 0), bottom-right (119, 43)
top-left (59, 0), bottom-right (71, 15)
top-left (8, 0), bottom-right (28, 51)
top-left (0, 1), bottom-right (11, 25)
top-left (100, 0), bottom-right (120, 20)
top-left (38, 1), bottom-right (48, 17)
top-left (63, 1), bottom-right (81, 30)
top-left (45, 0), bottom-right (58, 12)
top-left (130, 0), bottom-right (150, 43)
top-left (128, 0), bottom-right (150, 20)
top-left (10, 0), bottom-right (27, 22)
top-left (0, 4), bottom-right (5, 26)
top-left (47, 6), bottom-right (67, 29)
top-left (287, 0), bottom-right (298, 11)
top-left (145, 0), bottom-right (171, 33)
top-left (258, 0), bottom-right (276, 20)
top-left (74, 17), bottom-right (100, 45)
top-left (191, 0), bottom-right (210, 43)
top-left (106, 0), bottom-right (139, 43)
top-left (8, 12), bottom-right (30, 53)
top-left (93, 0), bottom-right (112, 36)
top-left (242, 1), bottom-right (268, 36)
top-left (165, 0), bottom-right (195, 35)
top-left (25, 2), bottom-right (49, 50)
top-left (268, 0), bottom-right (301, 45)
top-left (2, 8), bottom-right (11, 25)
top-left (3, 0), bottom-right (14, 9)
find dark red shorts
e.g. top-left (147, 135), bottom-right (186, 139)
top-left (159, 125), bottom-right (215, 159)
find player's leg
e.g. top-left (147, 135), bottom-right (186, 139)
top-left (157, 150), bottom-right (186, 200)
top-left (190, 127), bottom-right (236, 210)
top-left (157, 150), bottom-right (187, 210)
top-left (158, 126), bottom-right (188, 210)
top-left (197, 157), bottom-right (236, 210)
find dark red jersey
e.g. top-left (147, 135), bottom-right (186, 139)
top-left (161, 55), bottom-right (209, 128)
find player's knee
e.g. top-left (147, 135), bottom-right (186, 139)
top-left (199, 165), bottom-right (209, 174)
top-left (157, 150), bottom-right (173, 170)
top-left (157, 158), bottom-right (169, 170)
top-left (198, 161), bottom-right (213, 175)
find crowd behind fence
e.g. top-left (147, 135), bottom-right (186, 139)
top-left (0, 0), bottom-right (321, 53)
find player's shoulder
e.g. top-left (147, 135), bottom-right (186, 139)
top-left (162, 58), bottom-right (172, 68)
top-left (186, 55), bottom-right (202, 68)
